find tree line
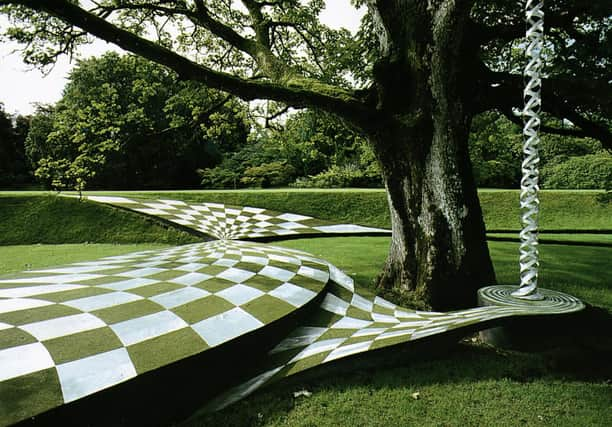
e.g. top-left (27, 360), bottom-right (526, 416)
top-left (1, 53), bottom-right (609, 192)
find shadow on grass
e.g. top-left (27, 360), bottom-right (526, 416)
top-left (186, 305), bottom-right (611, 427)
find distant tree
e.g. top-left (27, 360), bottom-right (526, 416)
top-left (542, 153), bottom-right (612, 190)
top-left (198, 108), bottom-right (381, 189)
top-left (0, 103), bottom-right (30, 187)
top-left (468, 112), bottom-right (522, 188)
top-left (26, 53), bottom-right (249, 190)
top-left (277, 109), bottom-right (381, 187)
top-left (539, 133), bottom-right (604, 167)
top-left (24, 104), bottom-right (55, 169)
top-left (468, 111), bottom-right (609, 189)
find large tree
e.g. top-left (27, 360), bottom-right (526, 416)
top-left (1, 0), bottom-right (609, 309)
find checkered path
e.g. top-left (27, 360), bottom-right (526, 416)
top-left (83, 196), bottom-right (390, 240)
top-left (204, 269), bottom-right (583, 411)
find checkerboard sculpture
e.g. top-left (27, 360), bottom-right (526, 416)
top-left (84, 196), bottom-right (390, 240)
top-left (0, 198), bottom-right (584, 426)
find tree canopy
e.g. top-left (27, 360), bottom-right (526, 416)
top-left (25, 52), bottom-right (249, 191)
top-left (1, 1), bottom-right (609, 145)
top-left (0, 103), bottom-right (30, 187)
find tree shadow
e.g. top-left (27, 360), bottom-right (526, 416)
top-left (188, 305), bottom-right (611, 426)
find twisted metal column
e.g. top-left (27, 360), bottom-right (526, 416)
top-left (512, 0), bottom-right (544, 300)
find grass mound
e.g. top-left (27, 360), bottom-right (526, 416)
top-left (1, 190), bottom-right (609, 245)
top-left (78, 189), bottom-right (611, 231)
top-left (0, 195), bottom-right (199, 245)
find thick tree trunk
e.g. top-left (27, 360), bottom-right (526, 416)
top-left (359, 0), bottom-right (496, 310)
top-left (368, 118), bottom-right (495, 311)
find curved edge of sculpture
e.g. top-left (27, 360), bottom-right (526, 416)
top-left (0, 241), bottom-right (330, 426)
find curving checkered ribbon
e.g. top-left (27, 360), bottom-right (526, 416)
top-left (512, 0), bottom-right (544, 300)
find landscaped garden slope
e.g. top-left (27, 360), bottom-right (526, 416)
top-left (93, 189), bottom-right (612, 231)
top-left (0, 195), bottom-right (199, 245)
top-left (1, 190), bottom-right (610, 245)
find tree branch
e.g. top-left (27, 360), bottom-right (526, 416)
top-left (191, 0), bottom-right (258, 55)
top-left (483, 70), bottom-right (612, 147)
top-left (499, 108), bottom-right (600, 140)
top-left (2, 0), bottom-right (371, 120)
top-left (241, 0), bottom-right (271, 48)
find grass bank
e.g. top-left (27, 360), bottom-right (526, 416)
top-left (0, 190), bottom-right (610, 245)
top-left (0, 195), bottom-right (199, 245)
top-left (83, 189), bottom-right (612, 231)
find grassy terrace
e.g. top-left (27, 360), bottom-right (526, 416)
top-left (1, 189), bottom-right (610, 237)
top-left (0, 190), bottom-right (610, 426)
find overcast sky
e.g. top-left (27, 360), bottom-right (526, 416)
top-left (0, 1), bottom-right (364, 116)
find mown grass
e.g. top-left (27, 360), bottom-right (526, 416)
top-left (0, 196), bottom-right (200, 245)
top-left (488, 233), bottom-right (612, 245)
top-left (489, 241), bottom-right (612, 309)
top-left (0, 243), bottom-right (169, 275)
top-left (0, 191), bottom-right (610, 246)
top-left (61, 189), bottom-right (612, 231)
top-left (187, 353), bottom-right (610, 427)
top-left (479, 191), bottom-right (612, 231)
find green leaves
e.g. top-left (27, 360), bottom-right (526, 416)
top-left (1, 3), bottom-right (88, 69)
top-left (25, 52), bottom-right (249, 191)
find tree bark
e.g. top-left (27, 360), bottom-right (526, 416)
top-left (358, 0), bottom-right (496, 310)
top-left (367, 117), bottom-right (495, 310)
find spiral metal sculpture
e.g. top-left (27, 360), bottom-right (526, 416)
top-left (512, 0), bottom-right (545, 300)
top-left (481, 286), bottom-right (584, 313)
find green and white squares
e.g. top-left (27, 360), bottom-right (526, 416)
top-left (84, 196), bottom-right (391, 240)
top-left (2, 196), bottom-right (585, 425)
top-left (0, 342), bottom-right (55, 382)
top-left (0, 239), bottom-right (332, 424)
top-left (56, 348), bottom-right (137, 403)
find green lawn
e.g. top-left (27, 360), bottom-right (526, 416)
top-left (2, 190), bottom-right (609, 236)
top-left (0, 243), bottom-right (170, 275)
top-left (488, 233), bottom-right (612, 245)
top-left (0, 195), bottom-right (199, 245)
top-left (188, 354), bottom-right (610, 427)
top-left (1, 238), bottom-right (609, 427)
